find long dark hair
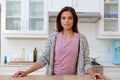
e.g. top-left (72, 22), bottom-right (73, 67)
top-left (56, 6), bottom-right (79, 33)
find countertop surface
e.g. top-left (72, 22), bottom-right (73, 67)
top-left (0, 75), bottom-right (110, 80)
top-left (0, 62), bottom-right (120, 68)
top-left (98, 62), bottom-right (120, 67)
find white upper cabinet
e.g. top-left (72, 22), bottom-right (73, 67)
top-left (97, 0), bottom-right (120, 39)
top-left (48, 0), bottom-right (100, 12)
top-left (74, 0), bottom-right (100, 12)
top-left (1, 0), bottom-right (48, 38)
top-left (48, 0), bottom-right (72, 12)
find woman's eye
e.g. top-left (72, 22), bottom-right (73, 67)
top-left (69, 17), bottom-right (73, 20)
top-left (61, 17), bottom-right (73, 20)
top-left (61, 17), bottom-right (65, 20)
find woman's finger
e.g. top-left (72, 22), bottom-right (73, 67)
top-left (95, 73), bottom-right (105, 80)
top-left (13, 71), bottom-right (22, 78)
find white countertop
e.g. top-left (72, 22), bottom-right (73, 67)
top-left (0, 62), bottom-right (120, 68)
top-left (98, 61), bottom-right (120, 67)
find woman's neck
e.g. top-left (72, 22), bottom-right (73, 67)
top-left (62, 30), bottom-right (74, 41)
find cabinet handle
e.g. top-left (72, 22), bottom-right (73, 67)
top-left (22, 21), bottom-right (24, 30)
top-left (26, 20), bottom-right (29, 30)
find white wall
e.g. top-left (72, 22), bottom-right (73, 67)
top-left (78, 23), bottom-right (113, 62)
top-left (1, 21), bottom-right (113, 63)
top-left (1, 37), bottom-right (47, 63)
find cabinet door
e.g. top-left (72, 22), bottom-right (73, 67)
top-left (0, 66), bottom-right (18, 75)
top-left (0, 66), bottom-right (46, 75)
top-left (98, 0), bottom-right (120, 39)
top-left (104, 67), bottom-right (120, 80)
top-left (48, 0), bottom-right (100, 12)
top-left (48, 0), bottom-right (72, 12)
top-left (3, 0), bottom-right (22, 34)
top-left (75, 0), bottom-right (100, 12)
top-left (27, 0), bottom-right (48, 34)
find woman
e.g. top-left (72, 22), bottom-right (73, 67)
top-left (13, 6), bottom-right (105, 80)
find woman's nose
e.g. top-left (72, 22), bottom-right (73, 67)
top-left (65, 18), bottom-right (69, 22)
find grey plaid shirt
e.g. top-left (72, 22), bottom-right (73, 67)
top-left (37, 32), bottom-right (92, 75)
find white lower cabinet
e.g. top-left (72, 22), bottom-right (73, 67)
top-left (0, 67), bottom-right (18, 75)
top-left (103, 67), bottom-right (120, 80)
top-left (0, 65), bottom-right (46, 75)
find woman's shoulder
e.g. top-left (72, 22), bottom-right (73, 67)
top-left (48, 31), bottom-right (57, 39)
top-left (78, 33), bottom-right (86, 39)
top-left (50, 31), bottom-right (57, 36)
top-left (78, 33), bottom-right (88, 42)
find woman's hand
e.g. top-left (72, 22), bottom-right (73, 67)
top-left (12, 71), bottom-right (27, 78)
top-left (91, 73), bottom-right (106, 80)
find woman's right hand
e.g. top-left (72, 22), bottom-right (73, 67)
top-left (12, 71), bottom-right (27, 78)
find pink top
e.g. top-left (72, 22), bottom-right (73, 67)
top-left (53, 32), bottom-right (80, 75)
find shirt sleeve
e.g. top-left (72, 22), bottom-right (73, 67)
top-left (83, 36), bottom-right (92, 73)
top-left (36, 33), bottom-right (54, 67)
top-left (36, 38), bottom-right (51, 67)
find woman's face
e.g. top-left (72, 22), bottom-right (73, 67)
top-left (61, 11), bottom-right (74, 31)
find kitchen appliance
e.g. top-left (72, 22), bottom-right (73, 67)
top-left (113, 40), bottom-right (120, 65)
top-left (49, 12), bottom-right (101, 23)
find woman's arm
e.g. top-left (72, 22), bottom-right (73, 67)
top-left (87, 68), bottom-right (105, 80)
top-left (13, 32), bottom-right (56, 78)
top-left (87, 67), bottom-right (95, 76)
top-left (13, 63), bottom-right (42, 77)
top-left (83, 35), bottom-right (105, 80)
top-left (23, 63), bottom-right (42, 74)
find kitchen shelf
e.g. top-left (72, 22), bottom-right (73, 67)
top-left (6, 16), bottom-right (21, 18)
top-left (3, 34), bottom-right (49, 39)
top-left (104, 18), bottom-right (118, 21)
top-left (8, 61), bottom-right (34, 65)
top-left (104, 2), bottom-right (118, 4)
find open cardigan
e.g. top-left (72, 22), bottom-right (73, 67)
top-left (37, 32), bottom-right (92, 75)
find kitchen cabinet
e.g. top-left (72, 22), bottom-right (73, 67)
top-left (103, 66), bottom-right (120, 80)
top-left (1, 0), bottom-right (48, 38)
top-left (48, 0), bottom-right (100, 12)
top-left (0, 65), bottom-right (46, 75)
top-left (97, 0), bottom-right (120, 39)
top-left (48, 0), bottom-right (72, 12)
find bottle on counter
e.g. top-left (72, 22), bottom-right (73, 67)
top-left (104, 0), bottom-right (110, 2)
top-left (22, 48), bottom-right (26, 61)
top-left (4, 56), bottom-right (7, 64)
top-left (33, 48), bottom-right (37, 62)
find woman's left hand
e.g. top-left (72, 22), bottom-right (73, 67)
top-left (91, 73), bottom-right (106, 80)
